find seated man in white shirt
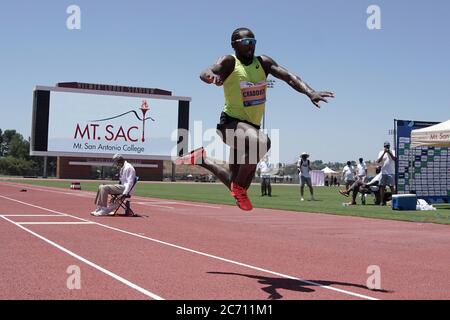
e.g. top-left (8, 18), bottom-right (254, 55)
top-left (91, 154), bottom-right (137, 216)
top-left (339, 166), bottom-right (382, 205)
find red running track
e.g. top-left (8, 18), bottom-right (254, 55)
top-left (0, 181), bottom-right (449, 300)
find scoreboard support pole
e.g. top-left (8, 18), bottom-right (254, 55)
top-left (43, 156), bottom-right (48, 178)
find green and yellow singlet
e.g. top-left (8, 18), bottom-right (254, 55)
top-left (223, 55), bottom-right (268, 127)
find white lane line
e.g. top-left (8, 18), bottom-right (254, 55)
top-left (1, 182), bottom-right (223, 209)
top-left (0, 196), bottom-right (89, 222)
top-left (0, 215), bottom-right (164, 300)
top-left (0, 214), bottom-right (66, 217)
top-left (2, 182), bottom-right (94, 198)
top-left (17, 222), bottom-right (95, 225)
top-left (163, 202), bottom-right (222, 209)
top-left (0, 193), bottom-right (379, 300)
top-left (137, 201), bottom-right (178, 205)
top-left (136, 202), bottom-right (175, 210)
top-left (94, 224), bottom-right (380, 300)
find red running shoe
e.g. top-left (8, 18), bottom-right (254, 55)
top-left (231, 182), bottom-right (253, 211)
top-left (175, 147), bottom-right (206, 165)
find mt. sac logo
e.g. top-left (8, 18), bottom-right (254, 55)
top-left (74, 100), bottom-right (155, 143)
top-left (89, 100), bottom-right (155, 142)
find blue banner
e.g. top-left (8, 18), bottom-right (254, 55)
top-left (395, 120), bottom-right (449, 204)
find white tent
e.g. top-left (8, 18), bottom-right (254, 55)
top-left (321, 167), bottom-right (338, 175)
top-left (311, 170), bottom-right (325, 186)
top-left (411, 120), bottom-right (450, 148)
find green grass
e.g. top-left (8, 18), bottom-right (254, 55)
top-left (4, 178), bottom-right (450, 225)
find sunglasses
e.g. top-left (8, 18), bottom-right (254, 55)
top-left (233, 38), bottom-right (257, 45)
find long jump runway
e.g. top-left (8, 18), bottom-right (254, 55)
top-left (0, 181), bottom-right (449, 300)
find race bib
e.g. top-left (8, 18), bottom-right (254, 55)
top-left (240, 81), bottom-right (267, 107)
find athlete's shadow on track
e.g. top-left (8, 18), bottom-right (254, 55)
top-left (106, 214), bottom-right (150, 218)
top-left (208, 272), bottom-right (391, 300)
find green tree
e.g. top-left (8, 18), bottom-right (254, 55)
top-left (311, 160), bottom-right (325, 170)
top-left (0, 129), bottom-right (39, 176)
top-left (1, 129), bottom-right (18, 156)
top-left (0, 156), bottom-right (36, 176)
top-left (9, 134), bottom-right (30, 159)
top-left (0, 128), bottom-right (4, 156)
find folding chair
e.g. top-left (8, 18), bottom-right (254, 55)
top-left (110, 176), bottom-right (139, 216)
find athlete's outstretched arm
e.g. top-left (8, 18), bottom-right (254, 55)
top-left (259, 55), bottom-right (334, 108)
top-left (200, 55), bottom-right (235, 86)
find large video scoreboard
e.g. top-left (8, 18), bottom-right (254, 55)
top-left (31, 83), bottom-right (191, 160)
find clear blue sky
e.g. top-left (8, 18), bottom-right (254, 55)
top-left (0, 0), bottom-right (449, 163)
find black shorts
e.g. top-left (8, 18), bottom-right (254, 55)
top-left (216, 112), bottom-right (260, 133)
top-left (216, 112), bottom-right (267, 162)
